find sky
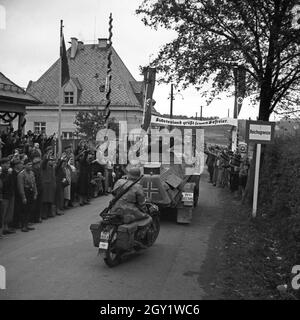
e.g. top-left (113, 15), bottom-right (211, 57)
top-left (0, 0), bottom-right (260, 120)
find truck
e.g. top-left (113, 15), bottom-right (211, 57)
top-left (131, 132), bottom-right (203, 224)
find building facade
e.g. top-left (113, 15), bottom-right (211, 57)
top-left (26, 38), bottom-right (147, 138)
top-left (0, 72), bottom-right (40, 132)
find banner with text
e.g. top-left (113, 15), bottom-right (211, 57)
top-left (151, 116), bottom-right (238, 127)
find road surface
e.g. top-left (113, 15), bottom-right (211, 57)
top-left (0, 174), bottom-right (225, 300)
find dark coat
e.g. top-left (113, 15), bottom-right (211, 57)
top-left (55, 159), bottom-right (66, 185)
top-left (1, 170), bottom-right (14, 199)
top-left (32, 166), bottom-right (43, 195)
top-left (77, 152), bottom-right (91, 196)
top-left (41, 158), bottom-right (56, 203)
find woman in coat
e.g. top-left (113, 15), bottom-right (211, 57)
top-left (77, 150), bottom-right (92, 206)
top-left (64, 161), bottom-right (72, 208)
top-left (41, 153), bottom-right (56, 218)
top-left (69, 157), bottom-right (78, 206)
top-left (55, 157), bottom-right (67, 215)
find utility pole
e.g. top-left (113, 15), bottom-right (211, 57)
top-left (170, 83), bottom-right (174, 131)
top-left (170, 83), bottom-right (174, 119)
top-left (200, 106), bottom-right (203, 120)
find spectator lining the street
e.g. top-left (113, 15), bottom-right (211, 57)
top-left (0, 128), bottom-right (118, 239)
top-left (41, 150), bottom-right (56, 219)
top-left (17, 158), bottom-right (37, 232)
top-left (32, 157), bottom-right (43, 223)
top-left (0, 157), bottom-right (15, 236)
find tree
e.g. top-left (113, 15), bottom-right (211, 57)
top-left (136, 0), bottom-right (300, 121)
top-left (74, 109), bottom-right (119, 139)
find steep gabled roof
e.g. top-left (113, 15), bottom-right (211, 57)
top-left (0, 72), bottom-right (40, 104)
top-left (27, 44), bottom-right (143, 108)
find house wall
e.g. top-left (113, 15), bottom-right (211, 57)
top-left (25, 107), bottom-right (143, 137)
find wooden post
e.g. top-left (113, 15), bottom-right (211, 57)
top-left (18, 112), bottom-right (25, 134)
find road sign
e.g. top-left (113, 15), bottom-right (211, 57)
top-left (245, 121), bottom-right (275, 218)
top-left (238, 142), bottom-right (247, 153)
top-left (246, 120), bottom-right (275, 144)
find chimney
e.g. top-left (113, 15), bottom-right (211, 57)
top-left (98, 38), bottom-right (108, 49)
top-left (78, 40), bottom-right (84, 50)
top-left (70, 37), bottom-right (78, 59)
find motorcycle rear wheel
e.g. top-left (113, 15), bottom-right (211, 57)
top-left (104, 244), bottom-right (121, 268)
top-left (147, 215), bottom-right (160, 246)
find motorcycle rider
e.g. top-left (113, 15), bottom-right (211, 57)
top-left (110, 167), bottom-right (149, 224)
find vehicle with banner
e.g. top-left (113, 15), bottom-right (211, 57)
top-left (128, 127), bottom-right (204, 224)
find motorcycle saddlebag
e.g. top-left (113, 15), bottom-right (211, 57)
top-left (116, 223), bottom-right (138, 251)
top-left (90, 217), bottom-right (104, 247)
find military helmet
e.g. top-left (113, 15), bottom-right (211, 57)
top-left (127, 167), bottom-right (141, 180)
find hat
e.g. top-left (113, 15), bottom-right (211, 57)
top-left (32, 157), bottom-right (41, 164)
top-left (24, 158), bottom-right (32, 165)
top-left (128, 167), bottom-right (141, 180)
top-left (0, 157), bottom-right (10, 165)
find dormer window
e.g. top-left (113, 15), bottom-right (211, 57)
top-left (62, 78), bottom-right (82, 105)
top-left (64, 91), bottom-right (74, 104)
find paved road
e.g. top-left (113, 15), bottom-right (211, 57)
top-left (0, 174), bottom-right (224, 300)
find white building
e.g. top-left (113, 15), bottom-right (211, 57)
top-left (26, 38), bottom-right (150, 139)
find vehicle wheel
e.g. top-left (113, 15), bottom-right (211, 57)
top-left (147, 215), bottom-right (160, 246)
top-left (194, 187), bottom-right (199, 207)
top-left (104, 243), bottom-right (121, 268)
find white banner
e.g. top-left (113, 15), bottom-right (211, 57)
top-left (151, 116), bottom-right (237, 127)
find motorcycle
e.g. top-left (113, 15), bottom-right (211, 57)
top-left (90, 202), bottom-right (160, 267)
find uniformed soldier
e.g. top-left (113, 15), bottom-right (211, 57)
top-left (110, 167), bottom-right (148, 224)
top-left (17, 158), bottom-right (37, 232)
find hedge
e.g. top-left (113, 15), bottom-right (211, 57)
top-left (258, 135), bottom-right (300, 270)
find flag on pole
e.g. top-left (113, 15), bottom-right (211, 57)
top-left (233, 66), bottom-right (246, 118)
top-left (60, 23), bottom-right (70, 87)
top-left (58, 20), bottom-right (69, 157)
top-left (141, 67), bottom-right (156, 131)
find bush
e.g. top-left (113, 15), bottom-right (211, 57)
top-left (259, 136), bottom-right (300, 217)
top-left (258, 135), bottom-right (300, 293)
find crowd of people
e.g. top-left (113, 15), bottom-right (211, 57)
top-left (0, 126), bottom-right (55, 159)
top-left (0, 125), bottom-right (252, 238)
top-left (0, 129), bottom-right (127, 239)
top-left (205, 145), bottom-right (250, 201)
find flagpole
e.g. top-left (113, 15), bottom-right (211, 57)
top-left (58, 19), bottom-right (63, 157)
